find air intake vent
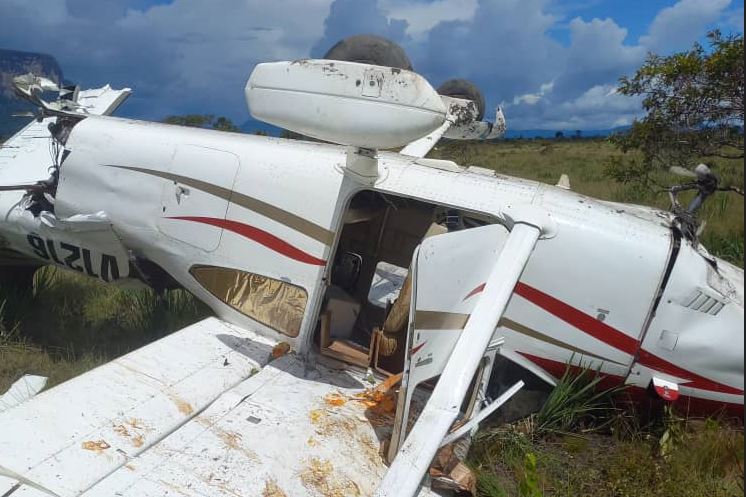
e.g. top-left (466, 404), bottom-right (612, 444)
top-left (682, 289), bottom-right (725, 315)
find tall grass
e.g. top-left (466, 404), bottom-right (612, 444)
top-left (0, 267), bottom-right (211, 391)
top-left (467, 362), bottom-right (744, 497)
top-left (535, 363), bottom-right (624, 436)
top-left (431, 139), bottom-right (744, 266)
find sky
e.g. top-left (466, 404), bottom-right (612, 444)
top-left (0, 0), bottom-right (743, 130)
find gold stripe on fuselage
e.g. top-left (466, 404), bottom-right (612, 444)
top-left (109, 166), bottom-right (335, 245)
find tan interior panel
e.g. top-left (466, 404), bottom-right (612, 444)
top-left (191, 265), bottom-right (307, 337)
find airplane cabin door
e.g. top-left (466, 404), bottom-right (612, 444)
top-left (158, 145), bottom-right (240, 252)
top-left (388, 223), bottom-right (512, 459)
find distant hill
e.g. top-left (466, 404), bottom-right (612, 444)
top-left (0, 48), bottom-right (64, 139)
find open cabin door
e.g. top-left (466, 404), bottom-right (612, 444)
top-left (388, 224), bottom-right (513, 460)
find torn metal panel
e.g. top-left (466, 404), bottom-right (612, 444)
top-left (5, 210), bottom-right (131, 283)
top-left (12, 74), bottom-right (131, 119)
top-left (0, 375), bottom-right (47, 414)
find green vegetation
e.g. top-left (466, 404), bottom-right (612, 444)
top-left (0, 267), bottom-right (210, 392)
top-left (613, 31), bottom-right (744, 176)
top-left (467, 365), bottom-right (744, 497)
top-left (162, 114), bottom-right (242, 132)
top-left (430, 138), bottom-right (744, 266)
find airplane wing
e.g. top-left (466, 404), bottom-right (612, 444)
top-left (0, 317), bottom-right (439, 497)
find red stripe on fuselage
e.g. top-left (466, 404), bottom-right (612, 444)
top-left (513, 282), bottom-right (639, 355)
top-left (410, 342), bottom-right (427, 356)
top-left (465, 282), bottom-right (743, 396)
top-left (169, 216), bottom-right (327, 266)
top-left (519, 352), bottom-right (744, 419)
top-left (636, 349), bottom-right (743, 395)
top-left (462, 283), bottom-right (486, 302)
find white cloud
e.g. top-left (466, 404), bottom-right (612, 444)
top-left (512, 80), bottom-right (554, 105)
top-left (1, 0), bottom-right (742, 129)
top-left (0, 0), bottom-right (334, 120)
top-left (408, 0), bottom-right (564, 104)
top-left (551, 17), bottom-right (645, 101)
top-left (640, 0), bottom-right (732, 52)
top-left (380, 0), bottom-right (478, 37)
top-left (509, 84), bottom-right (643, 129)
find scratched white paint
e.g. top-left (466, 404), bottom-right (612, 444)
top-left (0, 318), bottom-right (275, 496)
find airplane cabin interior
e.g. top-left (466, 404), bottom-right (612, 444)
top-left (316, 189), bottom-right (493, 375)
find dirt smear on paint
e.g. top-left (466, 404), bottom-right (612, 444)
top-left (300, 458), bottom-right (360, 497)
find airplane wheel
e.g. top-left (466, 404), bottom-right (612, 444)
top-left (323, 35), bottom-right (413, 71)
top-left (437, 79), bottom-right (486, 121)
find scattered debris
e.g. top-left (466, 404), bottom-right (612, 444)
top-left (353, 373), bottom-right (401, 417)
top-left (81, 440), bottom-right (111, 452)
top-left (429, 443), bottom-right (477, 495)
top-left (271, 342), bottom-right (291, 360)
top-left (324, 392), bottom-right (347, 407)
top-left (218, 429), bottom-right (243, 450)
top-left (170, 396), bottom-right (194, 416)
top-left (263, 479), bottom-right (288, 497)
top-left (300, 458), bottom-right (361, 497)
top-left (213, 426), bottom-right (259, 461)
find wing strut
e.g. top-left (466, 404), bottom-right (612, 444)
top-left (374, 221), bottom-right (543, 497)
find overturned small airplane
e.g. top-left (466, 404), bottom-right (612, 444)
top-left (0, 35), bottom-right (742, 497)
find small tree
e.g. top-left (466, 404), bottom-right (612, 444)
top-left (554, 131), bottom-right (564, 140)
top-left (610, 30), bottom-right (744, 181)
top-left (162, 114), bottom-right (242, 133)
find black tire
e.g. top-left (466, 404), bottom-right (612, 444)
top-left (323, 35), bottom-right (413, 71)
top-left (437, 79), bottom-right (485, 121)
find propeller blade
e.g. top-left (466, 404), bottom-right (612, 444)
top-left (669, 166), bottom-right (697, 178)
top-left (11, 112), bottom-right (35, 118)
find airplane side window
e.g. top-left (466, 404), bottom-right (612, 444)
top-left (190, 265), bottom-right (307, 337)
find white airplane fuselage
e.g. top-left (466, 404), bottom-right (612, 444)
top-left (0, 114), bottom-right (743, 418)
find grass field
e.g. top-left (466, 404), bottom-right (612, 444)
top-left (0, 137), bottom-right (743, 496)
top-left (431, 138), bottom-right (744, 266)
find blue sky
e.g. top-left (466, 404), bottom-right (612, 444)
top-left (1, 0), bottom-right (742, 130)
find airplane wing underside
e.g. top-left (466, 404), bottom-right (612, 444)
top-left (0, 318), bottom-right (436, 497)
